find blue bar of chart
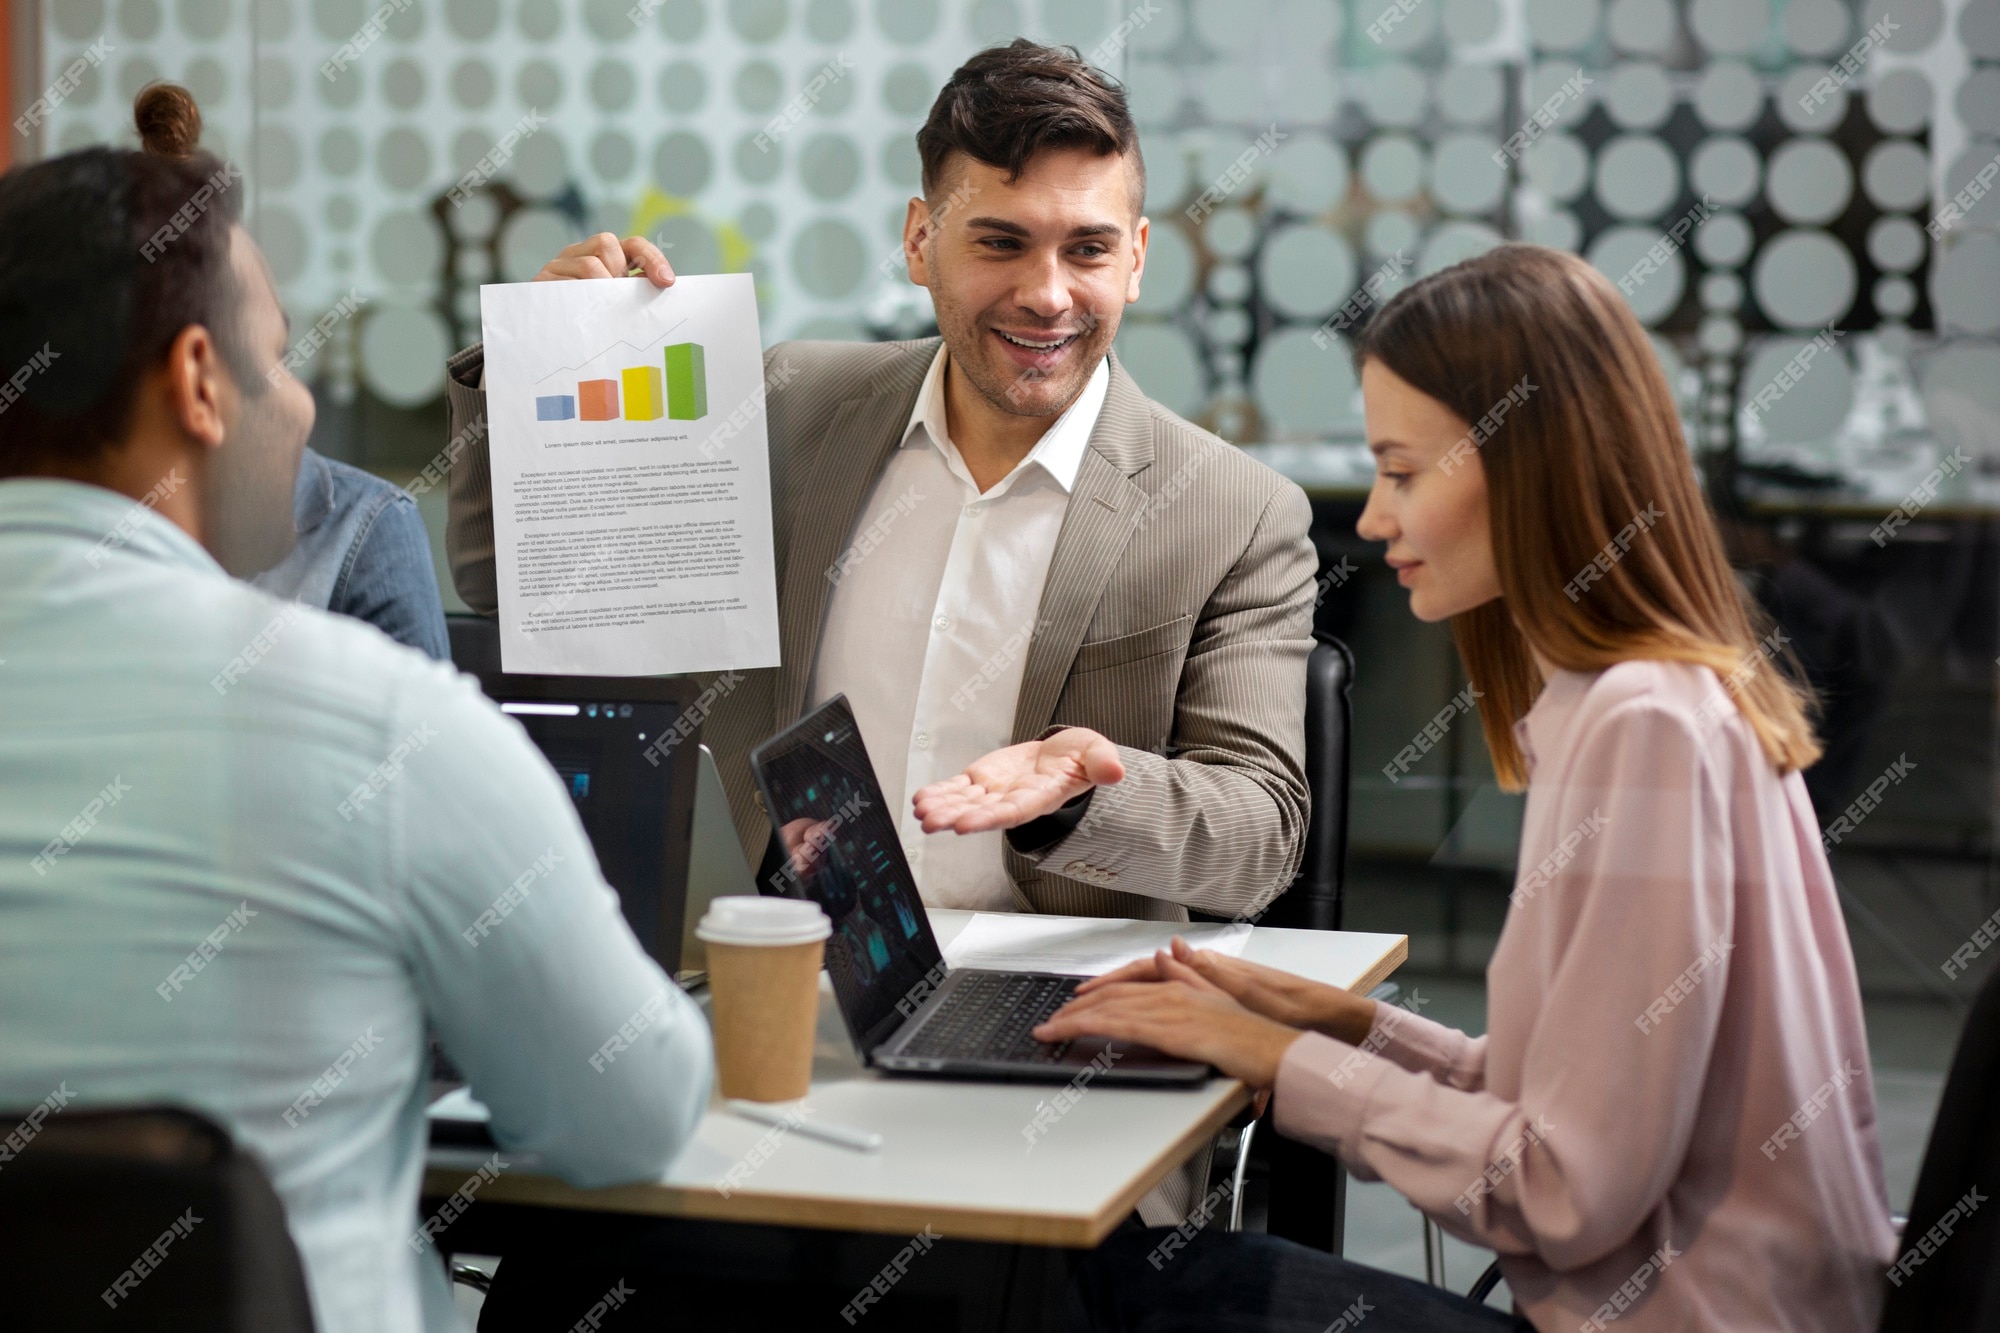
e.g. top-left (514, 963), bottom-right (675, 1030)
top-left (536, 394), bottom-right (576, 421)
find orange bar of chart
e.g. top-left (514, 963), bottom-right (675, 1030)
top-left (578, 379), bottom-right (619, 421)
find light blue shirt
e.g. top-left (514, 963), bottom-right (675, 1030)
top-left (0, 479), bottom-right (712, 1333)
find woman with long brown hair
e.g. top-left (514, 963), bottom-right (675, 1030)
top-left (1041, 244), bottom-right (1895, 1331)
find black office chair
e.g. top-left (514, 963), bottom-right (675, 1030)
top-left (1198, 631), bottom-right (1357, 1247)
top-left (1878, 957), bottom-right (2000, 1329)
top-left (1256, 632), bottom-right (1357, 1251)
top-left (1449, 947), bottom-right (2000, 1316)
top-left (0, 1105), bottom-right (317, 1329)
top-left (1261, 631), bottom-right (1355, 934)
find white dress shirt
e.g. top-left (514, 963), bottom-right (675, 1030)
top-left (808, 348), bottom-right (1111, 910)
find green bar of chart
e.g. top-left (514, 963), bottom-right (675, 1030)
top-left (664, 342), bottom-right (707, 421)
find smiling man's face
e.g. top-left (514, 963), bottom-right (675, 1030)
top-left (905, 146), bottom-right (1148, 420)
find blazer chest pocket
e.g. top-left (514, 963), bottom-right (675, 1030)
top-left (1070, 615), bottom-right (1194, 675)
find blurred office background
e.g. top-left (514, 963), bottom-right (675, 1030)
top-left (15, 0), bottom-right (1999, 1282)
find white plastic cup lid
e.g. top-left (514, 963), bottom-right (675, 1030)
top-left (695, 896), bottom-right (831, 947)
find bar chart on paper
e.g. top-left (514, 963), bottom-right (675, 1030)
top-left (533, 340), bottom-right (708, 425)
top-left (481, 272), bottom-right (779, 680)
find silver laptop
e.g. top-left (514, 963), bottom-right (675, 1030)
top-left (678, 743), bottom-right (759, 979)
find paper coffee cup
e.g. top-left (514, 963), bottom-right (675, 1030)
top-left (697, 897), bottom-right (831, 1103)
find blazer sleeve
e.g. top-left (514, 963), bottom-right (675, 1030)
top-left (443, 342), bottom-right (499, 617)
top-left (1013, 480), bottom-right (1316, 918)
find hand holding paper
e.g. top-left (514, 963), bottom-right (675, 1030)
top-left (533, 231), bottom-right (676, 287)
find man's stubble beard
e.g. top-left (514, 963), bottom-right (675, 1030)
top-left (930, 284), bottom-right (1119, 421)
top-left (200, 385), bottom-right (305, 578)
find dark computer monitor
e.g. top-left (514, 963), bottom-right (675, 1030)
top-left (476, 673), bottom-right (700, 975)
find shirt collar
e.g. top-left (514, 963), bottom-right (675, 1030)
top-left (0, 476), bottom-right (224, 577)
top-left (900, 345), bottom-right (1110, 495)
top-left (293, 447), bottom-right (334, 536)
top-left (1513, 668), bottom-right (1596, 779)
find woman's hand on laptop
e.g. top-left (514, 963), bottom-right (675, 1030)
top-left (912, 727), bottom-right (1124, 834)
top-left (1080, 938), bottom-right (1378, 1047)
top-left (1033, 954), bottom-right (1302, 1090)
top-left (534, 232), bottom-right (676, 286)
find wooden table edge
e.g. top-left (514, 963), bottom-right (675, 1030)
top-left (423, 934), bottom-right (1409, 1246)
top-left (1349, 936), bottom-right (1408, 998)
top-left (422, 1081), bottom-right (1252, 1248)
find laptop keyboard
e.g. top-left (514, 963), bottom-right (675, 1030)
top-left (899, 972), bottom-right (1080, 1063)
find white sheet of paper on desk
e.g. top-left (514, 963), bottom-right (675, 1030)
top-left (941, 913), bottom-right (1252, 976)
top-left (481, 274), bottom-right (781, 676)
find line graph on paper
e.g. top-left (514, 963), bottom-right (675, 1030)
top-left (531, 318), bottom-right (689, 386)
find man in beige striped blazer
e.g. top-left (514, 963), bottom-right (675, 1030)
top-left (443, 40), bottom-right (1317, 929)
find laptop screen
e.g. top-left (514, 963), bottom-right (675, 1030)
top-left (748, 695), bottom-right (946, 1059)
top-left (481, 685), bottom-right (697, 974)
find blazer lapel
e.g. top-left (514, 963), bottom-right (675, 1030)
top-left (1011, 354), bottom-right (1157, 741)
top-left (774, 343), bottom-right (935, 724)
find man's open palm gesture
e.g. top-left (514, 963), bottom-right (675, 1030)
top-left (912, 727), bottom-right (1125, 834)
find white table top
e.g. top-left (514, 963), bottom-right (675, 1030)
top-left (426, 910), bottom-right (1406, 1246)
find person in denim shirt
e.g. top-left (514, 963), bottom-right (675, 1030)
top-left (253, 446), bottom-right (450, 660)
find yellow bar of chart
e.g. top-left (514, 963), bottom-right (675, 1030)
top-left (621, 365), bottom-right (664, 421)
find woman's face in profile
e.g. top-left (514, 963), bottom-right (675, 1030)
top-left (1356, 358), bottom-right (1503, 623)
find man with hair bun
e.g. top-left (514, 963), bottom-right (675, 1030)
top-left (133, 80), bottom-right (204, 159)
top-left (0, 88), bottom-right (712, 1333)
top-left (132, 81), bottom-right (450, 658)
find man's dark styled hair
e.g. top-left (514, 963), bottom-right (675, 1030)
top-left (0, 83), bottom-right (255, 478)
top-left (917, 38), bottom-right (1145, 205)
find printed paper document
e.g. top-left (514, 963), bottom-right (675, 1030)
top-left (482, 274), bottom-right (780, 676)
